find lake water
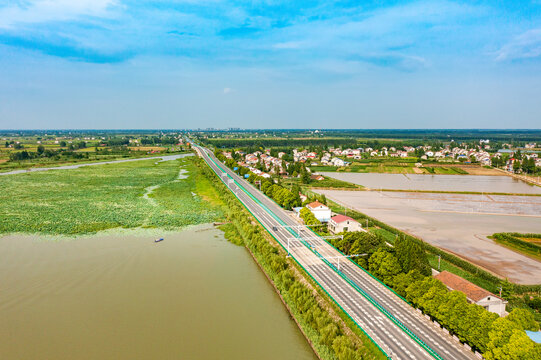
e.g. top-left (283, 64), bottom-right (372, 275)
top-left (321, 172), bottom-right (541, 194)
top-left (0, 226), bottom-right (316, 360)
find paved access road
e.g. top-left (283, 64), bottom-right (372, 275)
top-left (194, 144), bottom-right (478, 360)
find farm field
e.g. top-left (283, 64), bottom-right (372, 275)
top-left (314, 189), bottom-right (541, 284)
top-left (0, 156), bottom-right (222, 235)
top-left (312, 163), bottom-right (468, 175)
top-left (320, 172), bottom-right (541, 194)
top-left (310, 162), bottom-right (502, 175)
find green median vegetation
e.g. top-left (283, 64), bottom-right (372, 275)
top-left (0, 156), bottom-right (222, 235)
top-left (195, 157), bottom-right (386, 360)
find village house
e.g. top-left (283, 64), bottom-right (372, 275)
top-left (310, 174), bottom-right (324, 181)
top-left (306, 201), bottom-right (332, 222)
top-left (331, 157), bottom-right (347, 167)
top-left (434, 271), bottom-right (507, 316)
top-left (328, 215), bottom-right (364, 234)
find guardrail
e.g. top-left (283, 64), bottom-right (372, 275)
top-left (198, 145), bottom-right (445, 360)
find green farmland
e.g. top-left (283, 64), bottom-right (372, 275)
top-left (0, 156), bottom-right (222, 235)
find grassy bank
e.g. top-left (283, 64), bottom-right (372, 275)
top-left (490, 233), bottom-right (541, 261)
top-left (195, 157), bottom-right (386, 360)
top-left (0, 156), bottom-right (222, 235)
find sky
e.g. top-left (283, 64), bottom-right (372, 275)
top-left (0, 0), bottom-right (540, 129)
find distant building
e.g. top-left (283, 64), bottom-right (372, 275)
top-left (328, 215), bottom-right (364, 234)
top-left (306, 201), bottom-right (332, 222)
top-left (434, 271), bottom-right (507, 316)
top-left (310, 174), bottom-right (324, 181)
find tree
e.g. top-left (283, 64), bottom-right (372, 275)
top-left (485, 318), bottom-right (521, 360)
top-left (469, 307), bottom-right (499, 352)
top-left (486, 327), bottom-right (541, 360)
top-left (500, 279), bottom-right (513, 300)
top-left (507, 308), bottom-right (540, 331)
top-left (368, 249), bottom-right (402, 286)
top-left (393, 270), bottom-right (423, 297)
top-left (332, 336), bottom-right (358, 360)
top-left (301, 169), bottom-right (311, 184)
top-left (395, 236), bottom-right (431, 276)
top-left (513, 160), bottom-right (521, 173)
top-left (37, 144), bottom-right (45, 155)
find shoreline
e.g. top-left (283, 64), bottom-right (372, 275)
top-left (243, 244), bottom-right (322, 360)
top-left (0, 223), bottom-right (217, 242)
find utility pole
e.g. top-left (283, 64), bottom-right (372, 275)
top-left (438, 255), bottom-right (441, 271)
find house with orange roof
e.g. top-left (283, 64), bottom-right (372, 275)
top-left (306, 201), bottom-right (331, 222)
top-left (434, 271), bottom-right (507, 316)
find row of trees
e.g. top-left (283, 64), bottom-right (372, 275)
top-left (260, 180), bottom-right (302, 210)
top-left (140, 136), bottom-right (178, 145)
top-left (196, 158), bottom-right (381, 360)
top-left (215, 151), bottom-right (303, 210)
top-left (215, 148), bottom-right (540, 358)
top-left (365, 247), bottom-right (540, 358)
top-left (319, 228), bottom-right (540, 358)
top-left (9, 148), bottom-right (89, 161)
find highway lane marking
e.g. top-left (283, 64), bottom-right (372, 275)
top-left (312, 265), bottom-right (429, 360)
top-left (200, 149), bottom-right (470, 360)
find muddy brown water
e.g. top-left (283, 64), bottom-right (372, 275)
top-left (0, 226), bottom-right (316, 360)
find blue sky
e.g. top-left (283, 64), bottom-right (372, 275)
top-left (0, 0), bottom-right (540, 129)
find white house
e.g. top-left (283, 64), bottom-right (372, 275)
top-left (434, 271), bottom-right (507, 316)
top-left (328, 215), bottom-right (365, 234)
top-left (306, 201), bottom-right (332, 222)
top-left (331, 157), bottom-right (346, 167)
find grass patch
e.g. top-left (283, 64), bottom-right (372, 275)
top-left (427, 254), bottom-right (498, 292)
top-left (490, 233), bottom-right (541, 262)
top-left (0, 156), bottom-right (222, 235)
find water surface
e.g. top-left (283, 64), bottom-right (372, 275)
top-left (321, 172), bottom-right (541, 194)
top-left (316, 189), bottom-right (541, 284)
top-left (0, 226), bottom-right (316, 360)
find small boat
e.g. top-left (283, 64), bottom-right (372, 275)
top-left (155, 238), bottom-right (164, 243)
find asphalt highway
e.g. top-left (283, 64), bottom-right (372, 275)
top-left (194, 144), bottom-right (478, 360)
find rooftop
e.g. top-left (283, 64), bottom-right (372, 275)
top-left (434, 271), bottom-right (502, 302)
top-left (331, 215), bottom-right (357, 224)
top-left (306, 201), bottom-right (328, 209)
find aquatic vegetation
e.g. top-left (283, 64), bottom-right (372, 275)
top-left (0, 157), bottom-right (222, 235)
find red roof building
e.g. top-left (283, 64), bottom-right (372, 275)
top-left (434, 271), bottom-right (507, 316)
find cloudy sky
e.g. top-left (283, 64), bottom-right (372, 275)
top-left (0, 0), bottom-right (540, 129)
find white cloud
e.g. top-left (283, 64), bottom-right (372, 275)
top-left (0, 0), bottom-right (118, 29)
top-left (223, 87), bottom-right (233, 94)
top-left (496, 29), bottom-right (541, 61)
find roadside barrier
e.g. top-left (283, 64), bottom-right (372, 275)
top-left (198, 146), bottom-right (445, 360)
